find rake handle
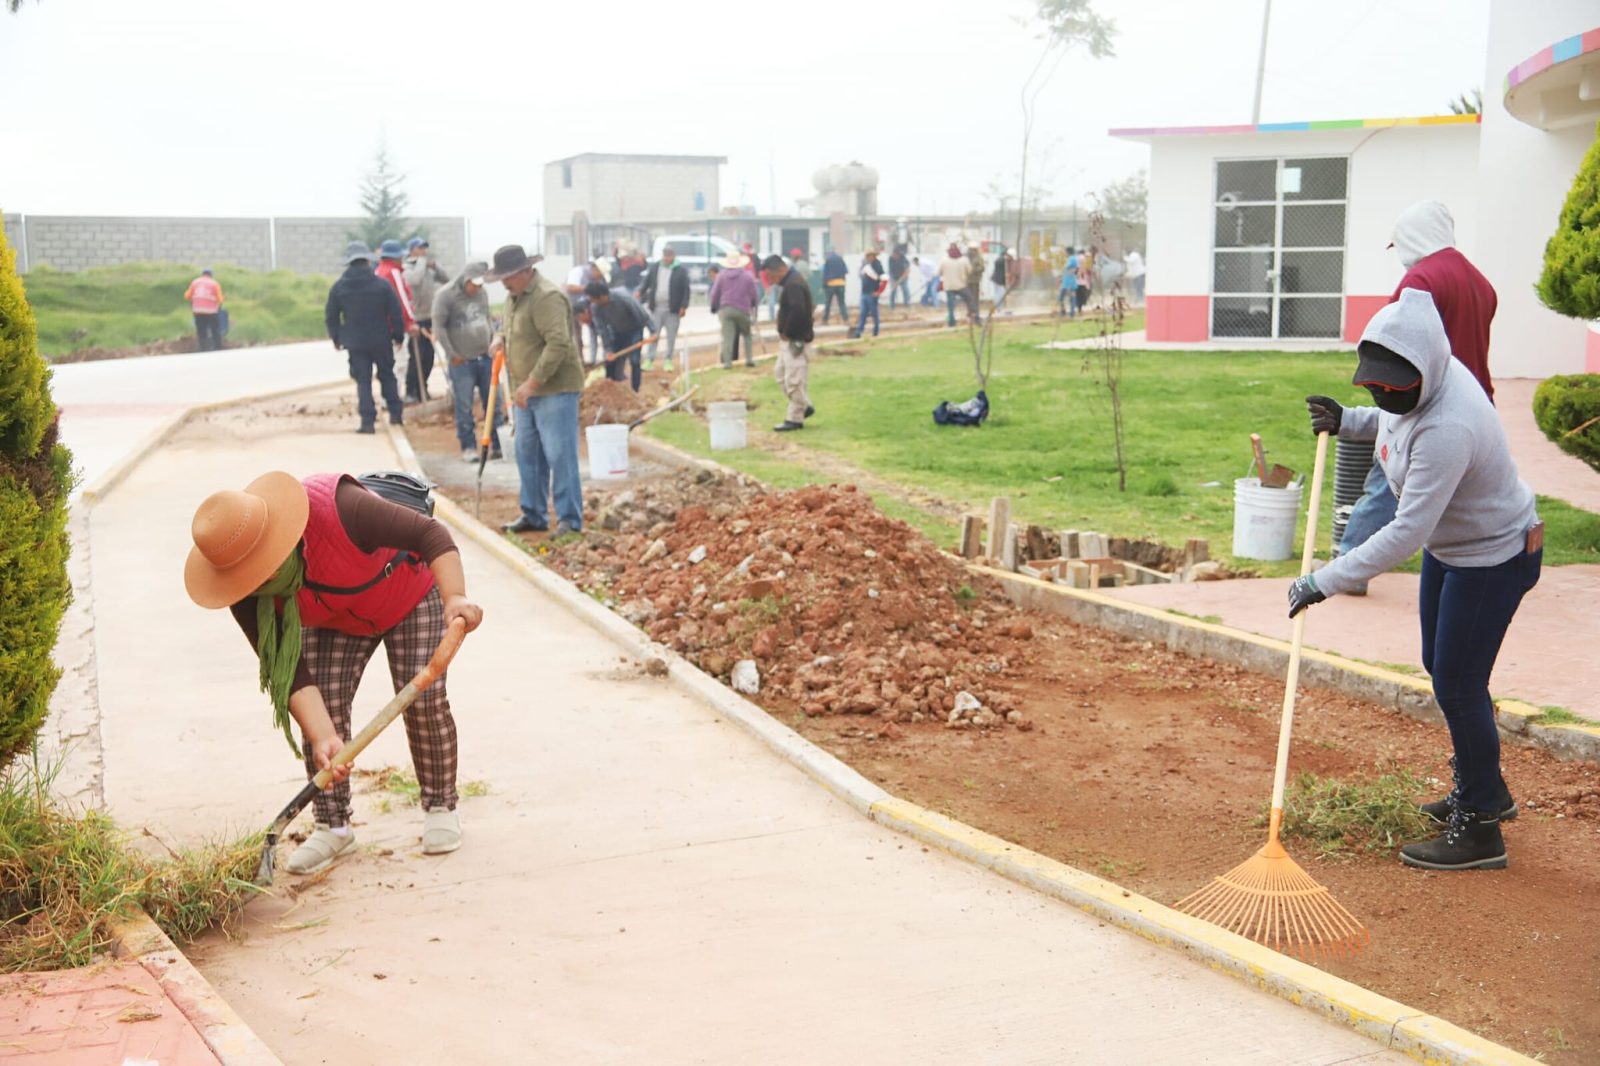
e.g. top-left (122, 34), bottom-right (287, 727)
top-left (1267, 431), bottom-right (1330, 826)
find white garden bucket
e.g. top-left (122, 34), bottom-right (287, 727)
top-left (707, 400), bottom-right (748, 451)
top-left (1232, 477), bottom-right (1303, 560)
top-left (585, 424), bottom-right (630, 480)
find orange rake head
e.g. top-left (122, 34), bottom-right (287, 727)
top-left (1175, 814), bottom-right (1369, 961)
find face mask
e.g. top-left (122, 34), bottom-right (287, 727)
top-left (1366, 383), bottom-right (1420, 415)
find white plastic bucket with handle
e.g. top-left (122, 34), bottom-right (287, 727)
top-left (585, 424), bottom-right (630, 480)
top-left (707, 401), bottom-right (748, 451)
top-left (1232, 477), bottom-right (1303, 560)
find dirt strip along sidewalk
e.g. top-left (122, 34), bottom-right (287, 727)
top-left (84, 394), bottom-right (1403, 1064)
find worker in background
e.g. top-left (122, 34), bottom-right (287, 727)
top-left (403, 238), bottom-right (450, 402)
top-left (852, 247), bottom-right (886, 339)
top-left (325, 242), bottom-right (406, 433)
top-left (821, 249), bottom-right (849, 324)
top-left (185, 267), bottom-right (225, 351)
top-left (764, 253), bottom-right (815, 433)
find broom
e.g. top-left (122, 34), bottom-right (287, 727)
top-left (1174, 431), bottom-right (1368, 960)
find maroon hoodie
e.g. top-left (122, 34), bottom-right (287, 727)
top-left (1389, 247), bottom-right (1497, 404)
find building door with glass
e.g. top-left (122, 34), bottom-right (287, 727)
top-left (1211, 156), bottom-right (1348, 340)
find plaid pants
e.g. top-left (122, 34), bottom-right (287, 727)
top-left (299, 586), bottom-right (458, 826)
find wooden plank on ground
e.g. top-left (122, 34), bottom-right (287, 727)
top-left (986, 498), bottom-right (1011, 560)
top-left (1000, 522), bottom-right (1020, 572)
top-left (959, 515), bottom-right (984, 559)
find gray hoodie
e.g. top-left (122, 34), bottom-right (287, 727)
top-left (430, 264), bottom-right (493, 362)
top-left (1315, 288), bottom-right (1536, 597)
top-left (1390, 200), bottom-right (1454, 269)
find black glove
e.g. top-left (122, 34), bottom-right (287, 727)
top-left (1306, 395), bottom-right (1343, 437)
top-left (1287, 574), bottom-right (1326, 618)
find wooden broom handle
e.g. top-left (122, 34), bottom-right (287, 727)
top-left (1267, 431), bottom-right (1330, 821)
top-left (310, 618), bottom-right (467, 789)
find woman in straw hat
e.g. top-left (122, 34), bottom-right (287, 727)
top-left (186, 471), bottom-right (483, 875)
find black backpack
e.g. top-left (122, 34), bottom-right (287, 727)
top-left (933, 390), bottom-right (990, 427)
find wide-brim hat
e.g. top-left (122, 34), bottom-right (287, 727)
top-left (721, 252), bottom-right (749, 269)
top-left (184, 471), bottom-right (310, 609)
top-left (1353, 340), bottom-right (1422, 392)
top-left (378, 239), bottom-right (407, 259)
top-left (484, 244), bottom-right (543, 281)
top-left (344, 241), bottom-right (375, 264)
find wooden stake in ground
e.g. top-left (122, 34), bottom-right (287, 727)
top-left (1175, 432), bottom-right (1369, 960)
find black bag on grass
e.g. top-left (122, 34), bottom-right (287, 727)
top-left (933, 390), bottom-right (990, 427)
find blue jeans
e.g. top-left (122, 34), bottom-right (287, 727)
top-left (347, 345), bottom-right (403, 428)
top-left (921, 279), bottom-right (938, 306)
top-left (889, 278), bottom-right (910, 306)
top-left (604, 327), bottom-right (644, 391)
top-left (1419, 544), bottom-right (1541, 812)
top-left (1338, 461), bottom-right (1398, 572)
top-left (514, 391), bottom-right (583, 531)
top-left (822, 287), bottom-right (847, 323)
top-left (854, 292), bottom-right (880, 337)
top-left (946, 291), bottom-right (966, 326)
top-left (447, 354), bottom-right (504, 451)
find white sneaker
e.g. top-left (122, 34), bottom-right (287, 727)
top-left (284, 823), bottom-right (356, 875)
top-left (461, 449), bottom-right (479, 463)
top-left (422, 808), bottom-right (462, 855)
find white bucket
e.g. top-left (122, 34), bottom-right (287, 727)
top-left (707, 400), bottom-right (748, 451)
top-left (1232, 477), bottom-right (1303, 560)
top-left (585, 424), bottom-right (630, 480)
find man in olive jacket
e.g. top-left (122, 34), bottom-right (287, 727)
top-left (486, 245), bottom-right (585, 534)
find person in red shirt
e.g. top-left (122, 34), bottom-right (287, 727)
top-left (184, 268), bottom-right (225, 351)
top-left (375, 240), bottom-right (420, 339)
top-left (1337, 200), bottom-right (1498, 591)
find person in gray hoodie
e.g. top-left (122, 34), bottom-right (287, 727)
top-left (1292, 288), bottom-right (1541, 872)
top-left (432, 262), bottom-right (505, 462)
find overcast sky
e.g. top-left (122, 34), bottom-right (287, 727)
top-left (1, 0), bottom-right (1489, 255)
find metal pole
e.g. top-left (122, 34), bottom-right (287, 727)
top-left (1251, 0), bottom-right (1272, 125)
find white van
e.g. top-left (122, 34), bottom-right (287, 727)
top-left (650, 233), bottom-right (741, 289)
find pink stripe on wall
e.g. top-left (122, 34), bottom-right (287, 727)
top-left (1343, 295), bottom-right (1390, 343)
top-left (1145, 295), bottom-right (1209, 342)
top-left (1586, 324), bottom-right (1600, 374)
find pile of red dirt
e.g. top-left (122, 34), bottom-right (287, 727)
top-left (580, 378), bottom-right (670, 427)
top-left (557, 484), bottom-right (1050, 727)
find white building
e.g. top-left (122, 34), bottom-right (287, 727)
top-left (1115, 0), bottom-right (1599, 378)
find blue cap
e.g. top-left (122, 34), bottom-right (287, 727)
top-left (378, 239), bottom-right (406, 259)
top-left (408, 237), bottom-right (427, 251)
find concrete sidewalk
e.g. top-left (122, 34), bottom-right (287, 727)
top-left (84, 403), bottom-right (1403, 1064)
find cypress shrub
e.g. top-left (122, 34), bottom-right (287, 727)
top-left (1533, 374), bottom-right (1600, 473)
top-left (1537, 121), bottom-right (1600, 320)
top-left (0, 225), bottom-right (73, 763)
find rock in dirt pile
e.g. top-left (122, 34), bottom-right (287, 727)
top-left (552, 481), bottom-right (1046, 728)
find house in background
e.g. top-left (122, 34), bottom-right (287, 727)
top-left (1115, 0), bottom-right (1600, 378)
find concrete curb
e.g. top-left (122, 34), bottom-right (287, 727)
top-left (973, 563), bottom-right (1600, 765)
top-left (396, 429), bottom-right (1537, 1066)
top-left (109, 913), bottom-right (283, 1065)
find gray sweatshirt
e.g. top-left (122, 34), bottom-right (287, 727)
top-left (405, 255), bottom-right (450, 321)
top-left (1315, 288), bottom-right (1536, 596)
top-left (430, 266), bottom-right (493, 362)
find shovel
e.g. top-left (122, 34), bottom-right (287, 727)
top-left (254, 617), bottom-right (467, 885)
top-left (476, 350), bottom-right (505, 518)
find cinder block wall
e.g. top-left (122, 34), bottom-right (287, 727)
top-left (271, 217), bottom-right (468, 276)
top-left (2, 214), bottom-right (466, 276)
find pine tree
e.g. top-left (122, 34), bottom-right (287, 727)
top-left (1538, 121), bottom-right (1600, 321)
top-left (0, 224), bottom-right (73, 763)
top-left (351, 139), bottom-right (413, 250)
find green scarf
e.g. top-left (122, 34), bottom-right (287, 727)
top-left (253, 550), bottom-right (306, 756)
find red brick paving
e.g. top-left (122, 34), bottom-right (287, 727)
top-left (0, 959), bottom-right (219, 1065)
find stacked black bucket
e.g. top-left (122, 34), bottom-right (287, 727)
top-left (1331, 439), bottom-right (1376, 551)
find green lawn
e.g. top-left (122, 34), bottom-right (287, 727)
top-left (649, 319), bottom-right (1600, 575)
top-left (22, 262), bottom-right (333, 357)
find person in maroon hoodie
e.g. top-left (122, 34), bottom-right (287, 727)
top-left (1336, 201), bottom-right (1497, 591)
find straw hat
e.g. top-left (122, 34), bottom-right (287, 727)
top-left (184, 471), bottom-right (310, 609)
top-left (721, 251), bottom-right (749, 269)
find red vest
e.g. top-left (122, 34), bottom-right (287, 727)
top-left (295, 474), bottom-right (435, 635)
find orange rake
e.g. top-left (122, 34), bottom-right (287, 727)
top-left (1175, 431), bottom-right (1369, 960)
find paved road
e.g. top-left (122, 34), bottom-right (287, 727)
top-left (87, 403), bottom-right (1402, 1065)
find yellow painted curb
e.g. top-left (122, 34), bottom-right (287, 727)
top-left (110, 912), bottom-right (283, 1065)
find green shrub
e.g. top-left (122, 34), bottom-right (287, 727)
top-left (1532, 374), bottom-right (1600, 472)
top-left (0, 226), bottom-right (73, 763)
top-left (1538, 121), bottom-right (1600, 320)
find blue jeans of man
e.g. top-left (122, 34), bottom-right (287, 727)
top-left (854, 292), bottom-right (880, 337)
top-left (1337, 461), bottom-right (1398, 588)
top-left (822, 287), bottom-right (847, 323)
top-left (514, 391), bottom-right (582, 531)
top-left (889, 278), bottom-right (910, 306)
top-left (447, 354), bottom-right (504, 451)
top-left (946, 291), bottom-right (968, 327)
top-left (604, 327), bottom-right (644, 391)
top-left (1419, 545), bottom-right (1541, 812)
top-left (921, 279), bottom-right (938, 306)
top-left (347, 345), bottom-right (403, 428)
